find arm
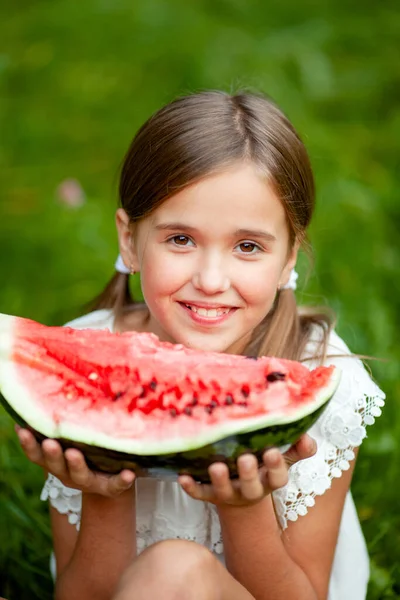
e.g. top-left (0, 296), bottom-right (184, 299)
top-left (55, 489), bottom-right (136, 600)
top-left (217, 450), bottom-right (358, 600)
top-left (16, 428), bottom-right (137, 600)
top-left (49, 506), bottom-right (79, 578)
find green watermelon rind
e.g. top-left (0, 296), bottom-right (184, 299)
top-left (72, 397), bottom-right (331, 482)
top-left (0, 312), bottom-right (341, 481)
top-left (0, 345), bottom-right (340, 455)
top-left (0, 391), bottom-right (331, 482)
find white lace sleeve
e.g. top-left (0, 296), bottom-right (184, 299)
top-left (41, 474), bottom-right (82, 529)
top-left (272, 330), bottom-right (385, 529)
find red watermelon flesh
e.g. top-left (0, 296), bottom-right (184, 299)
top-left (0, 313), bottom-right (339, 480)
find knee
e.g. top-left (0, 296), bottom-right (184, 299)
top-left (115, 539), bottom-right (218, 599)
top-left (140, 539), bottom-right (215, 576)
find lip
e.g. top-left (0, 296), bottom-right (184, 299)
top-left (178, 302), bottom-right (236, 326)
top-left (179, 301), bottom-right (235, 309)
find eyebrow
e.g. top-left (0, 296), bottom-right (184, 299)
top-left (154, 222), bottom-right (277, 243)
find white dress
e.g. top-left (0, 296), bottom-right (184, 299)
top-left (41, 309), bottom-right (385, 599)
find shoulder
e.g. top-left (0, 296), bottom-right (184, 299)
top-left (303, 325), bottom-right (385, 440)
top-left (302, 326), bottom-right (385, 406)
top-left (301, 324), bottom-right (351, 364)
top-left (63, 309), bottom-right (115, 332)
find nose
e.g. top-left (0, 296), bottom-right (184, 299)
top-left (192, 253), bottom-right (230, 295)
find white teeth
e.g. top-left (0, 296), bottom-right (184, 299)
top-left (185, 305), bottom-right (230, 317)
top-left (198, 307), bottom-right (217, 317)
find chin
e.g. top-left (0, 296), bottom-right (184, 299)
top-left (172, 333), bottom-right (235, 354)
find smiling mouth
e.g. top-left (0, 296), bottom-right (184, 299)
top-left (182, 303), bottom-right (233, 318)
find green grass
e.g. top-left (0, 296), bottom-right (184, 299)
top-left (0, 1), bottom-right (399, 598)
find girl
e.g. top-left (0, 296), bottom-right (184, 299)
top-left (16, 91), bottom-right (384, 600)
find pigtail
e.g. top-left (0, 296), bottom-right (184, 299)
top-left (86, 272), bottom-right (135, 314)
top-left (245, 289), bottom-right (334, 363)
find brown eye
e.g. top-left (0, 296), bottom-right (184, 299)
top-left (238, 242), bottom-right (258, 253)
top-left (171, 235), bottom-right (192, 246)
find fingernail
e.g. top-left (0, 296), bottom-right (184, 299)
top-left (178, 476), bottom-right (192, 489)
top-left (308, 438), bottom-right (317, 453)
top-left (124, 473), bottom-right (135, 485)
top-left (242, 459), bottom-right (254, 472)
top-left (238, 454), bottom-right (253, 471)
top-left (268, 450), bottom-right (281, 466)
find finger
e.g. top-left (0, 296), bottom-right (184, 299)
top-left (237, 454), bottom-right (264, 500)
top-left (107, 470), bottom-right (136, 496)
top-left (178, 474), bottom-right (201, 497)
top-left (66, 450), bottom-right (135, 495)
top-left (17, 429), bottom-right (45, 465)
top-left (263, 449), bottom-right (289, 490)
top-left (42, 439), bottom-right (70, 479)
top-left (64, 448), bottom-right (94, 487)
top-left (297, 434), bottom-right (317, 457)
top-left (208, 462), bottom-right (235, 502)
top-left (284, 434), bottom-right (317, 466)
top-left (178, 475), bottom-right (215, 502)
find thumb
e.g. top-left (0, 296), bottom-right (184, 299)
top-left (106, 470), bottom-right (136, 496)
top-left (283, 434), bottom-right (317, 467)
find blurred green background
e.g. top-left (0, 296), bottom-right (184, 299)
top-left (0, 0), bottom-right (399, 598)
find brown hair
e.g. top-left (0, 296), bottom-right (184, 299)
top-left (90, 91), bottom-right (334, 362)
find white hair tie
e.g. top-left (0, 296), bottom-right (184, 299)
top-left (282, 269), bottom-right (298, 291)
top-left (114, 254), bottom-right (131, 275)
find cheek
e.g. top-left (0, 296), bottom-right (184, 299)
top-left (235, 263), bottom-right (280, 306)
top-left (140, 252), bottom-right (188, 302)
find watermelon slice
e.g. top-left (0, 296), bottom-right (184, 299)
top-left (0, 313), bottom-right (340, 481)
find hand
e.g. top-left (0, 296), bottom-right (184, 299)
top-left (15, 425), bottom-right (135, 497)
top-left (178, 434), bottom-right (317, 507)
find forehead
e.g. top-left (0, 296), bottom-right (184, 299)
top-left (150, 163), bottom-right (287, 235)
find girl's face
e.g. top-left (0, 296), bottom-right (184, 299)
top-left (117, 163), bottom-right (298, 354)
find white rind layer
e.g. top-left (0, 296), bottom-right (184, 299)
top-left (0, 315), bottom-right (57, 436)
top-left (57, 369), bottom-right (340, 454)
top-left (0, 312), bottom-right (341, 455)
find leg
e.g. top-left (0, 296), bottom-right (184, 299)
top-left (113, 539), bottom-right (255, 600)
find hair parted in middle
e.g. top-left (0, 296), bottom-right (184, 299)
top-left (92, 90), bottom-right (333, 362)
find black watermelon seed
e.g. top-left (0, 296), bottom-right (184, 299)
top-left (113, 391), bottom-right (124, 401)
top-left (184, 407), bottom-right (192, 416)
top-left (210, 399), bottom-right (218, 408)
top-left (266, 372), bottom-right (286, 382)
top-left (225, 394), bottom-right (234, 405)
top-left (169, 408), bottom-right (178, 417)
top-left (205, 405), bottom-right (213, 414)
top-left (149, 379), bottom-right (157, 390)
top-left (241, 386), bottom-right (250, 398)
top-left (191, 394), bottom-right (199, 406)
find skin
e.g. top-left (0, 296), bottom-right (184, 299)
top-left (116, 162), bottom-right (298, 355)
top-left (17, 162), bottom-right (357, 599)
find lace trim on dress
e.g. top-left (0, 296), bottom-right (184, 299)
top-left (135, 505), bottom-right (223, 554)
top-left (40, 475), bottom-right (225, 554)
top-left (40, 474), bottom-right (82, 528)
top-left (272, 358), bottom-right (385, 529)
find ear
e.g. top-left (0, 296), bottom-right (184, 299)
top-left (115, 208), bottom-right (140, 272)
top-left (279, 240), bottom-right (300, 288)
